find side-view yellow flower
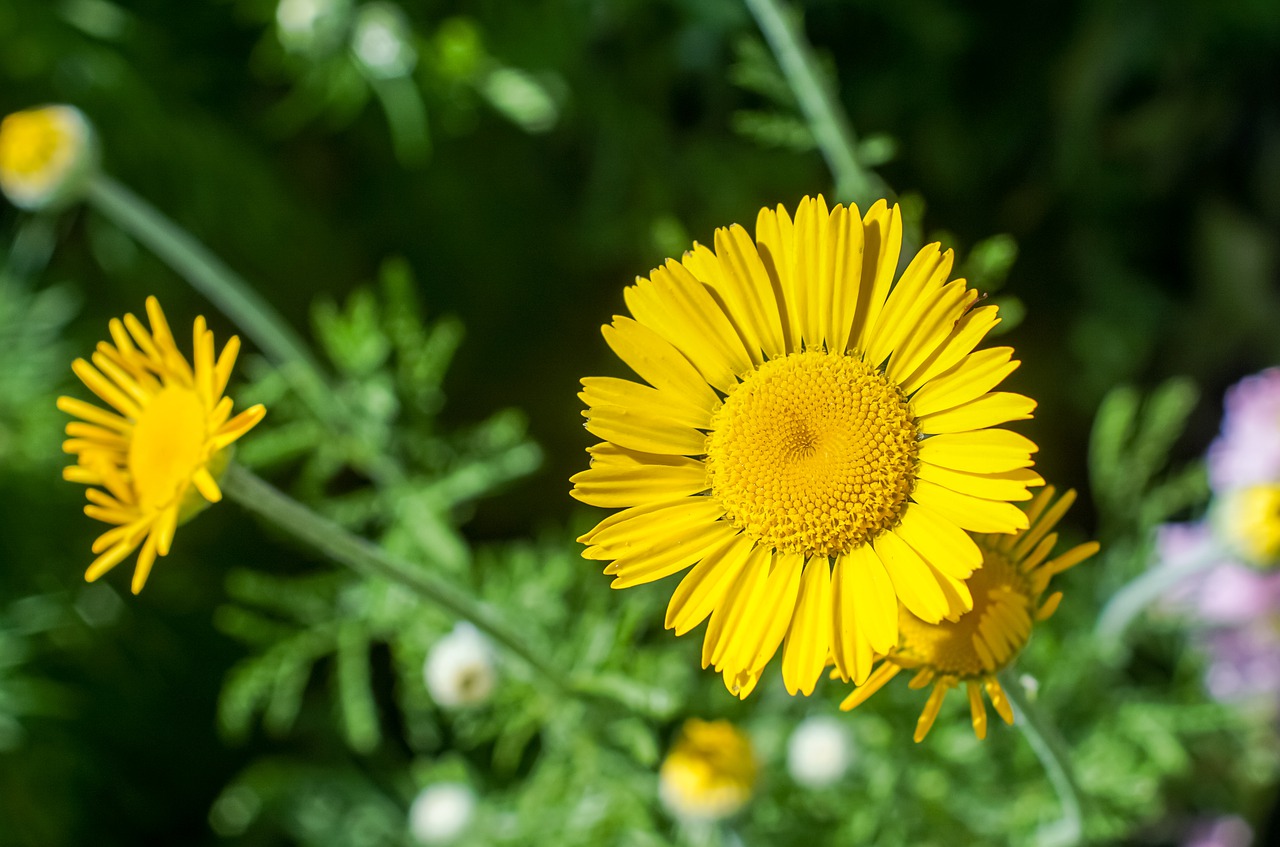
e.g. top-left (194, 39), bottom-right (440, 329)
top-left (0, 105), bottom-right (96, 210)
top-left (658, 718), bottom-right (757, 822)
top-left (58, 297), bottom-right (266, 594)
top-left (573, 196), bottom-right (1042, 698)
top-left (840, 486), bottom-right (1099, 741)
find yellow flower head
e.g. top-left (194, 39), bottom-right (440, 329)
top-left (573, 197), bottom-right (1042, 698)
top-left (1215, 483), bottom-right (1280, 568)
top-left (58, 298), bottom-right (266, 594)
top-left (658, 718), bottom-right (757, 822)
top-left (840, 486), bottom-right (1098, 741)
top-left (0, 105), bottom-right (96, 211)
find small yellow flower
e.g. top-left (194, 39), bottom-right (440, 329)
top-left (0, 105), bottom-right (96, 210)
top-left (658, 718), bottom-right (757, 822)
top-left (58, 297), bottom-right (266, 594)
top-left (1216, 483), bottom-right (1280, 568)
top-left (573, 196), bottom-right (1042, 699)
top-left (840, 486), bottom-right (1098, 741)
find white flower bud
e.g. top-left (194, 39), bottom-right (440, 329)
top-left (424, 622), bottom-right (496, 708)
top-left (786, 716), bottom-right (853, 788)
top-left (408, 783), bottom-right (475, 845)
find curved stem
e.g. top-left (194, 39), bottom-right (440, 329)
top-left (1095, 545), bottom-right (1221, 644)
top-left (1001, 670), bottom-right (1085, 847)
top-left (83, 175), bottom-right (332, 416)
top-left (220, 462), bottom-right (577, 695)
top-left (743, 0), bottom-right (889, 205)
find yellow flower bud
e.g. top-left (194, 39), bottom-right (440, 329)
top-left (0, 105), bottom-right (97, 211)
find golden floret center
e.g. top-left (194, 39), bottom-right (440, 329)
top-left (704, 350), bottom-right (919, 557)
top-left (893, 551), bottom-right (1033, 678)
top-left (128, 385), bottom-right (209, 510)
top-left (0, 110), bottom-right (66, 179)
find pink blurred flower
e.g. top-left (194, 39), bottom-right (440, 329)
top-left (1182, 814), bottom-right (1253, 847)
top-left (1208, 368), bottom-right (1280, 494)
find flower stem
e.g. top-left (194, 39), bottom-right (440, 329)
top-left (83, 175), bottom-right (332, 416)
top-left (1095, 545), bottom-right (1221, 645)
top-left (742, 0), bottom-right (889, 205)
top-left (220, 462), bottom-right (577, 695)
top-left (1001, 670), bottom-right (1085, 847)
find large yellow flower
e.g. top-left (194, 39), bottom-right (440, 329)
top-left (840, 486), bottom-right (1099, 741)
top-left (573, 196), bottom-right (1042, 698)
top-left (58, 297), bottom-right (265, 594)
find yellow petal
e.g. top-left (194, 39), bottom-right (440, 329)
top-left (665, 531), bottom-right (753, 635)
top-left (863, 244), bottom-right (952, 368)
top-left (918, 429), bottom-right (1037, 474)
top-left (893, 503), bottom-right (983, 579)
top-left (832, 544), bottom-right (898, 679)
top-left (918, 391), bottom-right (1037, 435)
top-left (582, 496), bottom-right (726, 559)
top-left (580, 376), bottom-right (712, 430)
top-left (702, 544), bottom-right (772, 669)
top-left (601, 317), bottom-right (721, 415)
top-left (897, 304), bottom-right (1001, 396)
top-left (873, 530), bottom-right (950, 623)
top-left (886, 280), bottom-right (973, 384)
top-left (781, 556), bottom-right (832, 695)
top-left (582, 404), bottom-right (706, 455)
top-left (917, 463), bottom-right (1043, 503)
top-left (609, 519), bottom-right (738, 589)
top-left (625, 260), bottom-right (752, 393)
top-left (571, 448), bottom-right (707, 509)
top-left (848, 200), bottom-right (902, 355)
top-left (910, 347), bottom-right (1018, 418)
top-left (710, 224), bottom-right (787, 361)
top-left (754, 203), bottom-right (800, 351)
top-left (911, 479), bottom-right (1031, 534)
top-left (839, 661), bottom-right (901, 711)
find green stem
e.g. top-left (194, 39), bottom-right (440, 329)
top-left (1001, 670), bottom-right (1085, 847)
top-left (743, 0), bottom-right (888, 205)
top-left (83, 175), bottom-right (331, 415)
top-left (220, 462), bottom-right (577, 695)
top-left (1095, 546), bottom-right (1221, 644)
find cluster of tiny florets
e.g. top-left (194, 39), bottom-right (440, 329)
top-left (704, 350), bottom-right (919, 557)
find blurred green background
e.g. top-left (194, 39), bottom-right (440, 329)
top-left (2, 0), bottom-right (1280, 845)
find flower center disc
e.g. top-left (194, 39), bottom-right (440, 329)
top-left (128, 385), bottom-right (208, 510)
top-left (895, 553), bottom-right (1032, 677)
top-left (704, 350), bottom-right (919, 557)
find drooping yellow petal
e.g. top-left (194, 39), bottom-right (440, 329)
top-left (665, 532), bottom-right (753, 635)
top-left (781, 556), bottom-right (832, 695)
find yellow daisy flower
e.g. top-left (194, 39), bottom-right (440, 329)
top-left (58, 297), bottom-right (266, 594)
top-left (0, 105), bottom-right (96, 211)
top-left (839, 486), bottom-right (1099, 741)
top-left (658, 718), bottom-right (757, 822)
top-left (573, 196), bottom-right (1042, 698)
